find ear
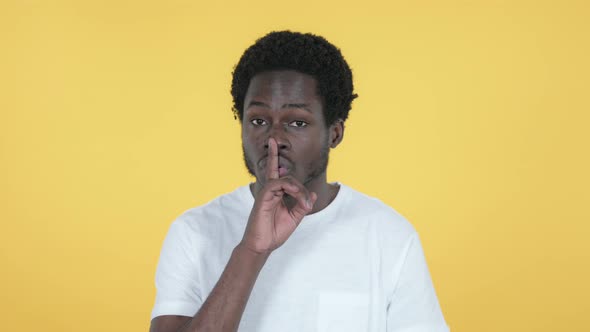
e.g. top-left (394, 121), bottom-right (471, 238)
top-left (328, 119), bottom-right (344, 148)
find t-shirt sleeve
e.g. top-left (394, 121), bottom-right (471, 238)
top-left (387, 233), bottom-right (450, 332)
top-left (151, 219), bottom-right (203, 320)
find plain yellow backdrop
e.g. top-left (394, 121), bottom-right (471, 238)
top-left (1, 0), bottom-right (589, 331)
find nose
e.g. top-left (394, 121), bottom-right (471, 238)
top-left (263, 123), bottom-right (291, 151)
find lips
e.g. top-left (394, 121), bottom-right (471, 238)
top-left (278, 165), bottom-right (289, 177)
top-left (258, 156), bottom-right (293, 177)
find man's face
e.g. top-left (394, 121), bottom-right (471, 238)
top-left (241, 70), bottom-right (338, 189)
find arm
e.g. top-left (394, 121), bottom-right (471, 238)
top-left (386, 234), bottom-right (449, 332)
top-left (150, 244), bottom-right (269, 332)
top-left (150, 138), bottom-right (316, 332)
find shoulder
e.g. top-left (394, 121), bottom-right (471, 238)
top-left (338, 183), bottom-right (416, 236)
top-left (169, 185), bottom-right (253, 238)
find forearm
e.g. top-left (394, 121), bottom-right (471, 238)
top-left (181, 243), bottom-right (269, 332)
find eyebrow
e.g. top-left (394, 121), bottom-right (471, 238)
top-left (246, 101), bottom-right (312, 113)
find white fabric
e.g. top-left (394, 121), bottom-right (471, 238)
top-left (151, 183), bottom-right (449, 332)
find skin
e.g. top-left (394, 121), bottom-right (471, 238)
top-left (241, 70), bottom-right (344, 215)
top-left (150, 70), bottom-right (344, 332)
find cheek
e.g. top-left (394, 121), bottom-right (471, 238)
top-left (298, 129), bottom-right (326, 151)
top-left (242, 128), bottom-right (257, 146)
top-left (242, 131), bottom-right (265, 159)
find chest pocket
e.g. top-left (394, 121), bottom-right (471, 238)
top-left (317, 291), bottom-right (370, 332)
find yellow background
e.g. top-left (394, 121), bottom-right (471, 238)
top-left (1, 0), bottom-right (589, 331)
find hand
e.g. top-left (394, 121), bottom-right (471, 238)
top-left (240, 138), bottom-right (317, 254)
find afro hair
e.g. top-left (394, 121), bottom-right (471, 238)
top-left (231, 31), bottom-right (358, 126)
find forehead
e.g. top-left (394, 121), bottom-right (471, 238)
top-left (244, 70), bottom-right (320, 106)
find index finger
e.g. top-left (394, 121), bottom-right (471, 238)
top-left (266, 137), bottom-right (279, 180)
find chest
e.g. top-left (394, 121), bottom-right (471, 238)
top-left (239, 226), bottom-right (389, 332)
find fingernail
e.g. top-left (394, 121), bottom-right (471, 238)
top-left (306, 199), bottom-right (312, 209)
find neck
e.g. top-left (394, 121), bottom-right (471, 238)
top-left (251, 173), bottom-right (339, 214)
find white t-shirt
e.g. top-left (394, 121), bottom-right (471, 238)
top-left (151, 184), bottom-right (449, 332)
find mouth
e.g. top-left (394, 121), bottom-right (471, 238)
top-left (278, 165), bottom-right (289, 177)
top-left (258, 156), bottom-right (293, 177)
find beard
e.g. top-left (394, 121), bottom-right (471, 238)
top-left (242, 138), bottom-right (330, 186)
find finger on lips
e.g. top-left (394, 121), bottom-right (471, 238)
top-left (262, 140), bottom-right (316, 213)
top-left (266, 137), bottom-right (279, 180)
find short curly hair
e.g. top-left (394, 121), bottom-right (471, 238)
top-left (231, 31), bottom-right (358, 126)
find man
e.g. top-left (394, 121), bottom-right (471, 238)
top-left (150, 31), bottom-right (449, 332)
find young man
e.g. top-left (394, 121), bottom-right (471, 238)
top-left (150, 31), bottom-right (449, 332)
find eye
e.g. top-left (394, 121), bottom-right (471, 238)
top-left (250, 118), bottom-right (267, 126)
top-left (289, 120), bottom-right (308, 128)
